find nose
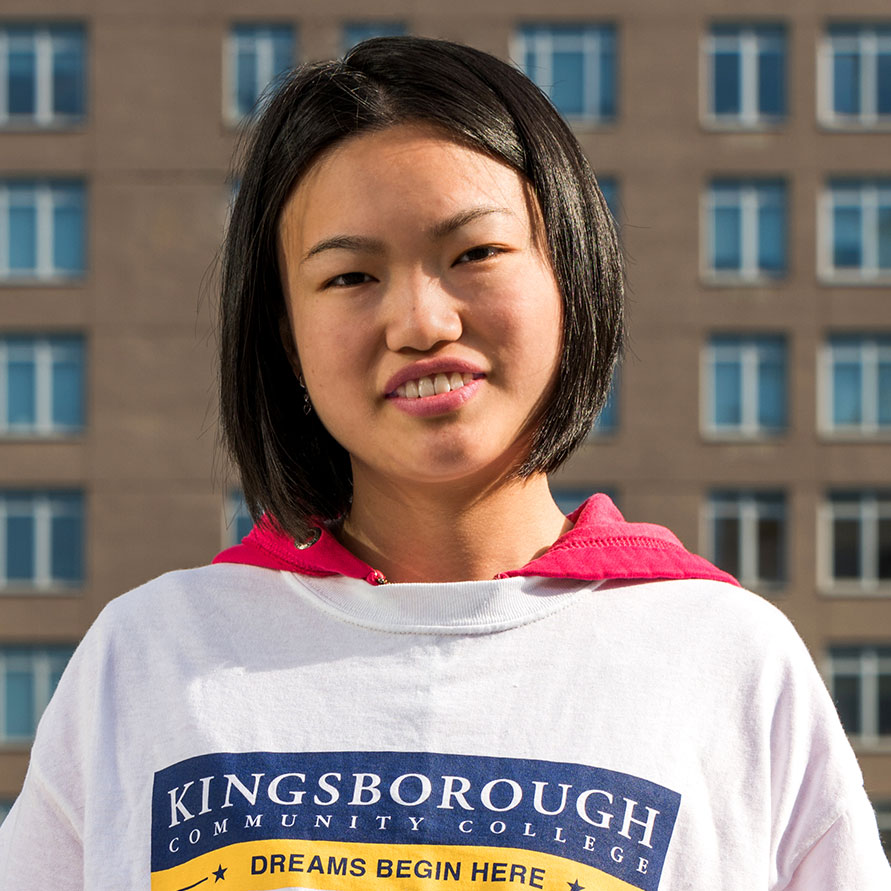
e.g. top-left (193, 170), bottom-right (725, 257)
top-left (383, 273), bottom-right (463, 353)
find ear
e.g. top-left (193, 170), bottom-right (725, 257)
top-left (278, 313), bottom-right (301, 378)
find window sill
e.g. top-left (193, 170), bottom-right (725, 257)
top-left (0, 431), bottom-right (85, 441)
top-left (701, 273), bottom-right (786, 287)
top-left (0, 586), bottom-right (83, 598)
top-left (819, 430), bottom-right (891, 442)
top-left (701, 118), bottom-right (786, 132)
top-left (817, 272), bottom-right (891, 287)
top-left (818, 119), bottom-right (891, 133)
top-left (0, 275), bottom-right (85, 288)
top-left (849, 738), bottom-right (891, 756)
top-left (701, 430), bottom-right (786, 442)
top-left (818, 583), bottom-right (891, 598)
top-left (0, 119), bottom-right (86, 133)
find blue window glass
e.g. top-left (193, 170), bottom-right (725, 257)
top-left (230, 25), bottom-right (294, 119)
top-left (516, 25), bottom-right (617, 122)
top-left (834, 204), bottom-right (862, 269)
top-left (708, 180), bottom-right (786, 279)
top-left (4, 667), bottom-right (34, 738)
top-left (51, 183), bottom-right (85, 274)
top-left (713, 358), bottom-right (742, 426)
top-left (343, 22), bottom-right (406, 52)
top-left (1, 647), bottom-right (74, 741)
top-left (598, 177), bottom-right (619, 224)
top-left (1, 26), bottom-right (85, 125)
top-left (2, 335), bottom-right (85, 434)
top-left (827, 335), bottom-right (891, 433)
top-left (51, 31), bottom-right (85, 117)
top-left (552, 49), bottom-right (585, 117)
top-left (708, 335), bottom-right (786, 435)
top-left (834, 52), bottom-right (861, 115)
top-left (828, 180), bottom-right (891, 278)
top-left (713, 50), bottom-right (740, 114)
top-left (6, 513), bottom-right (34, 581)
top-left (0, 491), bottom-right (84, 589)
top-left (708, 490), bottom-right (786, 585)
top-left (1, 180), bottom-right (86, 279)
top-left (7, 42), bottom-right (35, 116)
top-left (8, 195), bottom-right (37, 272)
top-left (591, 373), bottom-right (619, 434)
top-left (827, 26), bottom-right (891, 125)
top-left (708, 25), bottom-right (785, 124)
top-left (7, 356), bottom-right (35, 425)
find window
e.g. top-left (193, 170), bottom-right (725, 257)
top-left (0, 646), bottom-right (72, 743)
top-left (589, 371), bottom-right (619, 436)
top-left (515, 24), bottom-right (616, 122)
top-left (822, 179), bottom-right (891, 281)
top-left (822, 335), bottom-right (891, 435)
top-left (827, 646), bottom-right (891, 746)
top-left (704, 335), bottom-right (787, 436)
top-left (705, 491), bottom-right (786, 587)
top-left (598, 176), bottom-right (620, 224)
top-left (0, 800), bottom-right (11, 824)
top-left (0, 180), bottom-right (85, 281)
top-left (226, 24), bottom-right (294, 120)
top-left (0, 335), bottom-right (84, 435)
top-left (821, 25), bottom-right (891, 127)
top-left (225, 489), bottom-right (254, 546)
top-left (824, 491), bottom-right (891, 592)
top-left (550, 488), bottom-right (616, 515)
top-left (342, 22), bottom-right (406, 54)
top-left (0, 490), bottom-right (84, 590)
top-left (875, 802), bottom-right (891, 860)
top-left (0, 25), bottom-right (85, 127)
top-left (706, 179), bottom-right (786, 279)
top-left (705, 24), bottom-right (786, 126)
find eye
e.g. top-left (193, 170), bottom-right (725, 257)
top-left (454, 245), bottom-right (503, 265)
top-left (324, 271), bottom-right (375, 288)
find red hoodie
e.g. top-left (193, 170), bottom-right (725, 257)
top-left (214, 493), bottom-right (739, 587)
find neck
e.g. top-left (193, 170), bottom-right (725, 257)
top-left (338, 470), bottom-right (572, 583)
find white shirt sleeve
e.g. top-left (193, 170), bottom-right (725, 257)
top-left (779, 788), bottom-right (891, 890)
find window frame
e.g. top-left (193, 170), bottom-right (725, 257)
top-left (512, 23), bottom-right (618, 125)
top-left (0, 646), bottom-right (72, 744)
top-left (341, 22), bottom-right (407, 55)
top-left (0, 489), bottom-right (85, 592)
top-left (702, 334), bottom-right (788, 439)
top-left (702, 178), bottom-right (787, 283)
top-left (0, 24), bottom-right (86, 129)
top-left (820, 490), bottom-right (891, 595)
top-left (223, 23), bottom-right (295, 123)
top-left (0, 179), bottom-right (86, 283)
top-left (819, 334), bottom-right (891, 437)
top-left (223, 488), bottom-right (254, 548)
top-left (819, 179), bottom-right (891, 284)
top-left (702, 489), bottom-right (787, 590)
top-left (702, 23), bottom-right (787, 129)
top-left (826, 645), bottom-right (891, 748)
top-left (818, 24), bottom-right (891, 130)
top-left (0, 334), bottom-right (85, 436)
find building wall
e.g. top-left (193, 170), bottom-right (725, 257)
top-left (1, 0), bottom-right (889, 837)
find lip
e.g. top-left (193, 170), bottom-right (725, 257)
top-left (383, 358), bottom-right (487, 396)
top-left (389, 377), bottom-right (485, 417)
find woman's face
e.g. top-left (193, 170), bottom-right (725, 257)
top-left (277, 124), bottom-right (563, 492)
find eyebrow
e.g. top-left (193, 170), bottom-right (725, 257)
top-left (300, 205), bottom-right (514, 265)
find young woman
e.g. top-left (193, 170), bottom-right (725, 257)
top-left (1, 37), bottom-right (887, 891)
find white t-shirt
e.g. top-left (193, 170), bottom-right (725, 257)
top-left (0, 564), bottom-right (887, 889)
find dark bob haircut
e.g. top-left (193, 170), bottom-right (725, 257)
top-left (220, 36), bottom-right (624, 541)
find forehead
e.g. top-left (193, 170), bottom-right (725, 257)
top-left (277, 124), bottom-right (537, 246)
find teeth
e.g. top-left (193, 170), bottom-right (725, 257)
top-left (395, 373), bottom-right (477, 399)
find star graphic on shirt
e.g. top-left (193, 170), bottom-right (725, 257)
top-left (567, 881), bottom-right (584, 891)
top-left (212, 865), bottom-right (227, 882)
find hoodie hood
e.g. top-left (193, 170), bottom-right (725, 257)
top-left (214, 494), bottom-right (739, 587)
